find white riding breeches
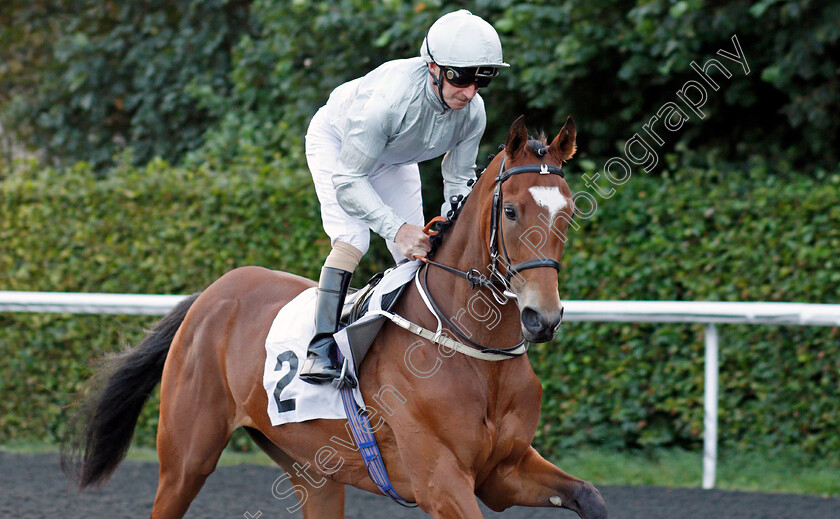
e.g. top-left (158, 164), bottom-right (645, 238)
top-left (306, 108), bottom-right (425, 263)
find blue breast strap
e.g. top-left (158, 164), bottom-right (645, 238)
top-left (336, 350), bottom-right (417, 507)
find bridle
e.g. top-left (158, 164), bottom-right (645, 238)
top-left (416, 148), bottom-right (567, 355)
top-left (421, 149), bottom-right (566, 302)
top-left (487, 152), bottom-right (565, 302)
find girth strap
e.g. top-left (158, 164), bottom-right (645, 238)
top-left (336, 350), bottom-right (417, 508)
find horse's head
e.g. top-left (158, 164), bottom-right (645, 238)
top-left (480, 115), bottom-right (577, 343)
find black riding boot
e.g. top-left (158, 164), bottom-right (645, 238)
top-left (299, 267), bottom-right (353, 384)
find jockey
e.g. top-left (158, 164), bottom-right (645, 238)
top-left (300, 10), bottom-right (509, 384)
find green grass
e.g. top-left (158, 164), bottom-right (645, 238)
top-left (550, 447), bottom-right (840, 498)
top-left (0, 439), bottom-right (276, 467)
top-left (122, 445), bottom-right (277, 467)
top-left (3, 441), bottom-right (838, 497)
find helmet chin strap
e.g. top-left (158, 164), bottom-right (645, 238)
top-left (428, 67), bottom-right (451, 112)
top-left (424, 34), bottom-right (451, 112)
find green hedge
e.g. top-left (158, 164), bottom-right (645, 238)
top-left (4, 0), bottom-right (839, 172)
top-left (1, 159), bottom-right (838, 458)
top-left (535, 165), bottom-right (840, 456)
top-left (1, 0), bottom-right (252, 169)
top-left (0, 157), bottom-right (392, 447)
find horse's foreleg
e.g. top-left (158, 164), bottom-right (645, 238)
top-left (291, 476), bottom-right (346, 519)
top-left (398, 448), bottom-right (484, 518)
top-left (476, 446), bottom-right (608, 519)
top-left (245, 427), bottom-right (346, 519)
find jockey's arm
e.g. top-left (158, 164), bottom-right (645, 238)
top-left (333, 168), bottom-right (405, 242)
top-left (333, 166), bottom-right (429, 260)
top-left (332, 105), bottom-right (406, 243)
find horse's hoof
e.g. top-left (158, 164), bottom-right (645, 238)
top-left (572, 481), bottom-right (608, 519)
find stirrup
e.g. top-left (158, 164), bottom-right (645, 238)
top-left (300, 354), bottom-right (342, 384)
top-left (331, 358), bottom-right (357, 389)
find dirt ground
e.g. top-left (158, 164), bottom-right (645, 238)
top-left (2, 451), bottom-right (838, 518)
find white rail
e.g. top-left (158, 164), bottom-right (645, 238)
top-left (2, 291), bottom-right (839, 489)
top-left (0, 291), bottom-right (187, 315)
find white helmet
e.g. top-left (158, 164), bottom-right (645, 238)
top-left (420, 10), bottom-right (509, 69)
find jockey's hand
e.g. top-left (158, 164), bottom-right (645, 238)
top-left (395, 223), bottom-right (432, 260)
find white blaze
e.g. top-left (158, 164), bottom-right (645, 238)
top-left (529, 186), bottom-right (567, 223)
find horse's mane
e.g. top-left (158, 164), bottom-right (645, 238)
top-left (428, 193), bottom-right (466, 258)
top-left (428, 134), bottom-right (549, 258)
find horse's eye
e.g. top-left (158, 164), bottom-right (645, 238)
top-left (504, 206), bottom-right (517, 221)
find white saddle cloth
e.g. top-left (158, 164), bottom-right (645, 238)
top-left (262, 260), bottom-right (421, 426)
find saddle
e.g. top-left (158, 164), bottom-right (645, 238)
top-left (333, 266), bottom-right (412, 379)
top-left (340, 271), bottom-right (407, 327)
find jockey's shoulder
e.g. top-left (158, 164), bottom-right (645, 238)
top-left (360, 58), bottom-right (427, 107)
top-left (331, 58), bottom-right (426, 130)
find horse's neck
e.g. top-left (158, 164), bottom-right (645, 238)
top-left (423, 199), bottom-right (523, 348)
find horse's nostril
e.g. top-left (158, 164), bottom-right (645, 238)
top-left (521, 307), bottom-right (544, 332)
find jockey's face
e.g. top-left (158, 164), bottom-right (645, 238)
top-left (428, 63), bottom-right (479, 110)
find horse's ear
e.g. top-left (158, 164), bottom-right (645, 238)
top-left (505, 115), bottom-right (529, 161)
top-left (549, 116), bottom-right (577, 163)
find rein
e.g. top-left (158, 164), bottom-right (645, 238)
top-left (414, 150), bottom-right (566, 357)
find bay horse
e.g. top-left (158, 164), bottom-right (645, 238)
top-left (63, 116), bottom-right (608, 518)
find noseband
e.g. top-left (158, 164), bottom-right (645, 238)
top-left (416, 150), bottom-right (567, 355)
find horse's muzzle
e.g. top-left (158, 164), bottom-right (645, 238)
top-left (520, 305), bottom-right (563, 343)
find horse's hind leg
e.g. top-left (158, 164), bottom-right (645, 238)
top-left (150, 377), bottom-right (233, 518)
top-left (150, 318), bottom-right (237, 518)
top-left (245, 427), bottom-right (346, 518)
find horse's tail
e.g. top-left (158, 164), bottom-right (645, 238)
top-left (61, 293), bottom-right (201, 488)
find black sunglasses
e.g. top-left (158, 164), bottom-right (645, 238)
top-left (442, 66), bottom-right (499, 88)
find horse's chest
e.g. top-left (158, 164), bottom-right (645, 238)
top-left (477, 378), bottom-right (543, 463)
